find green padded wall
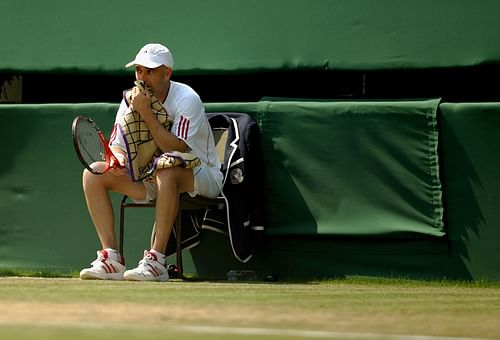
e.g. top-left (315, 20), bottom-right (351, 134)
top-left (440, 103), bottom-right (500, 280)
top-left (257, 99), bottom-right (443, 237)
top-left (207, 100), bottom-right (444, 237)
top-left (0, 104), bottom-right (158, 270)
top-left (0, 101), bottom-right (499, 280)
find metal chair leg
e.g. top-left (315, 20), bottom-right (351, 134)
top-left (120, 193), bottom-right (210, 280)
top-left (119, 195), bottom-right (127, 255)
top-left (176, 194), bottom-right (185, 278)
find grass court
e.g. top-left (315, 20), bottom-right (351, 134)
top-left (0, 275), bottom-right (499, 339)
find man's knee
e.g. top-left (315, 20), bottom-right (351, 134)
top-left (82, 168), bottom-right (98, 185)
top-left (155, 167), bottom-right (178, 185)
top-left (82, 168), bottom-right (123, 191)
top-left (156, 167), bottom-right (194, 192)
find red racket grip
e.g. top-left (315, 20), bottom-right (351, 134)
top-left (98, 131), bottom-right (125, 170)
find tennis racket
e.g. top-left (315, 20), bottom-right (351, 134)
top-left (72, 115), bottom-right (124, 175)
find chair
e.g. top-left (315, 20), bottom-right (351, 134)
top-left (118, 127), bottom-right (228, 279)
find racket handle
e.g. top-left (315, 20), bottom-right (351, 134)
top-left (109, 157), bottom-right (125, 169)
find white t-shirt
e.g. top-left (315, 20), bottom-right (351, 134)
top-left (111, 81), bottom-right (219, 168)
top-left (110, 81), bottom-right (222, 197)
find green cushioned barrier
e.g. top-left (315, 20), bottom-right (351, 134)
top-left (440, 103), bottom-right (500, 279)
top-left (258, 99), bottom-right (444, 236)
top-left (1, 101), bottom-right (499, 280)
top-left (0, 104), bottom-right (159, 271)
top-left (208, 99), bottom-right (444, 237)
top-left (1, 0), bottom-right (500, 73)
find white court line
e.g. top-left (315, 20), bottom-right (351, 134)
top-left (0, 321), bottom-right (486, 340)
top-left (174, 325), bottom-right (485, 340)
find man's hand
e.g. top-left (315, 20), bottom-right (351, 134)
top-left (109, 149), bottom-right (128, 176)
top-left (130, 87), bottom-right (153, 120)
top-left (109, 167), bottom-right (128, 176)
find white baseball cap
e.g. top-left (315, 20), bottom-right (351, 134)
top-left (125, 43), bottom-right (174, 69)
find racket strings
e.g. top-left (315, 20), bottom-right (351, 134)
top-left (76, 120), bottom-right (106, 172)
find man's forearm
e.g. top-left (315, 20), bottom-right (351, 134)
top-left (141, 107), bottom-right (188, 152)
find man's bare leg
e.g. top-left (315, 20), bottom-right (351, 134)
top-left (122, 167), bottom-right (193, 281)
top-left (82, 169), bottom-right (147, 250)
top-left (151, 166), bottom-right (194, 253)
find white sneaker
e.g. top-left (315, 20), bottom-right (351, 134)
top-left (124, 250), bottom-right (169, 282)
top-left (80, 250), bottom-right (125, 280)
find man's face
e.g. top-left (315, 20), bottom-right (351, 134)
top-left (134, 65), bottom-right (171, 97)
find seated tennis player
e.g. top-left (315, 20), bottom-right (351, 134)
top-left (80, 43), bottom-right (222, 281)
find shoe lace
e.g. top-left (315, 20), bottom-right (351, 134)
top-left (138, 251), bottom-right (166, 270)
top-left (138, 251), bottom-right (156, 267)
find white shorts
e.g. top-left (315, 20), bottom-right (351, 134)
top-left (135, 166), bottom-right (223, 203)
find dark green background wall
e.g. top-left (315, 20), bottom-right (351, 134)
top-left (2, 0), bottom-right (500, 103)
top-left (2, 0), bottom-right (500, 73)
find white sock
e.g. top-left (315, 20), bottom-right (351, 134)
top-left (103, 248), bottom-right (122, 263)
top-left (149, 249), bottom-right (166, 265)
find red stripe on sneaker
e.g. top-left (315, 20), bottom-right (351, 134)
top-left (101, 261), bottom-right (112, 273)
top-left (148, 265), bottom-right (160, 277)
